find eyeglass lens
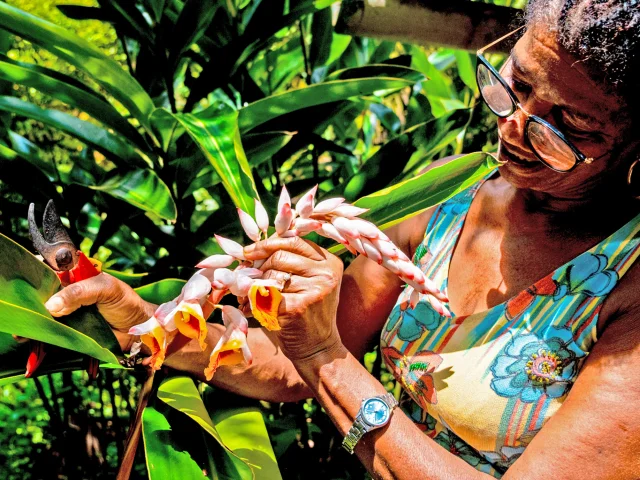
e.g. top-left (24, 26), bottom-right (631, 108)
top-left (477, 62), bottom-right (578, 172)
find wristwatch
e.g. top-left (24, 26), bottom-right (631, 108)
top-left (342, 393), bottom-right (398, 454)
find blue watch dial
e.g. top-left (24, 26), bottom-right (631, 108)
top-left (362, 398), bottom-right (390, 426)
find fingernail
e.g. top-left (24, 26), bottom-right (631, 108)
top-left (45, 296), bottom-right (64, 313)
top-left (243, 244), bottom-right (256, 255)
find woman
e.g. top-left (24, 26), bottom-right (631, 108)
top-left (44, 0), bottom-right (640, 477)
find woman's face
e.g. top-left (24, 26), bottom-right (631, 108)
top-left (496, 24), bottom-right (635, 198)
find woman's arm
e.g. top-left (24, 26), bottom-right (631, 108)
top-left (44, 209), bottom-right (431, 402)
top-left (249, 237), bottom-right (640, 479)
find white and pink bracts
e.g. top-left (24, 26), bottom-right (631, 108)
top-left (129, 184), bottom-right (448, 378)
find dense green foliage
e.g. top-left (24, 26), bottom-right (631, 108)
top-left (0, 0), bottom-right (518, 478)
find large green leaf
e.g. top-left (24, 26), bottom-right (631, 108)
top-left (0, 96), bottom-right (149, 169)
top-left (89, 169), bottom-right (177, 222)
top-left (168, 0), bottom-right (219, 67)
top-left (156, 376), bottom-right (255, 478)
top-left (0, 2), bottom-right (157, 137)
top-left (142, 404), bottom-right (213, 480)
top-left (0, 233), bottom-right (121, 365)
top-left (168, 106), bottom-right (259, 214)
top-left (238, 73), bottom-right (425, 134)
top-left (135, 279), bottom-right (186, 305)
top-left (0, 56), bottom-right (148, 150)
top-left (355, 152), bottom-right (499, 230)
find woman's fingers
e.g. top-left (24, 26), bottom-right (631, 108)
top-left (44, 273), bottom-right (120, 317)
top-left (257, 250), bottom-right (318, 278)
top-left (243, 236), bottom-right (326, 262)
top-left (260, 269), bottom-right (306, 293)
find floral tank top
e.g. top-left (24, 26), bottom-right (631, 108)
top-left (380, 178), bottom-right (640, 477)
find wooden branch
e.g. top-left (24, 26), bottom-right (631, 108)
top-left (336, 0), bottom-right (523, 52)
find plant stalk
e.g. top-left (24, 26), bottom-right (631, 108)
top-left (116, 369), bottom-right (155, 480)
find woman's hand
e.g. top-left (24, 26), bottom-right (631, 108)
top-left (243, 236), bottom-right (344, 363)
top-left (44, 273), bottom-right (156, 351)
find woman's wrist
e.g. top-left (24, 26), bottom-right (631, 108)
top-left (291, 338), bottom-right (349, 380)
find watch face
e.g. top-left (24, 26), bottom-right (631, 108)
top-left (362, 398), bottom-right (390, 426)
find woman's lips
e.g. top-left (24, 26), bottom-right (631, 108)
top-left (498, 143), bottom-right (540, 169)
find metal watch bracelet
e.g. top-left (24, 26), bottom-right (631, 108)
top-left (342, 393), bottom-right (398, 454)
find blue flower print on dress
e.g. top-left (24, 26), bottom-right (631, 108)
top-left (385, 299), bottom-right (444, 342)
top-left (554, 253), bottom-right (618, 298)
top-left (490, 327), bottom-right (586, 403)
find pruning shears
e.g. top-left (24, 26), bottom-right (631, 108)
top-left (26, 200), bottom-right (102, 378)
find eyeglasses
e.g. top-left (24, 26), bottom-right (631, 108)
top-left (476, 27), bottom-right (595, 173)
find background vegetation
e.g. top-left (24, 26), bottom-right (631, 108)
top-left (0, 0), bottom-right (524, 478)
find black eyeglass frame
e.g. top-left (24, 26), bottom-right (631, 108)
top-left (476, 27), bottom-right (594, 173)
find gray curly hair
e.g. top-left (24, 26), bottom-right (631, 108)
top-left (526, 0), bottom-right (639, 101)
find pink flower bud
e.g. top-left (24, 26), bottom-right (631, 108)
top-left (254, 199), bottom-right (269, 235)
top-left (182, 272), bottom-right (212, 301)
top-left (426, 295), bottom-right (452, 318)
top-left (237, 208), bottom-right (260, 242)
top-left (318, 223), bottom-right (347, 244)
top-left (215, 235), bottom-right (246, 260)
top-left (409, 289), bottom-right (420, 309)
top-left (279, 229), bottom-right (299, 238)
top-left (236, 267), bottom-right (263, 278)
top-left (294, 218), bottom-right (322, 235)
top-left (231, 274), bottom-right (254, 297)
top-left (220, 305), bottom-right (249, 333)
top-left (278, 186), bottom-right (291, 213)
top-left (295, 185), bottom-right (317, 219)
top-left (331, 217), bottom-right (360, 239)
top-left (360, 238), bottom-right (382, 264)
top-left (371, 238), bottom-right (398, 259)
top-left (275, 203), bottom-right (294, 235)
top-left (129, 316), bottom-right (161, 335)
top-left (331, 205), bottom-right (368, 218)
top-left (348, 218), bottom-right (380, 239)
top-left (398, 261), bottom-right (416, 281)
top-left (349, 237), bottom-right (366, 255)
top-left (196, 254), bottom-right (234, 270)
top-left (213, 268), bottom-right (236, 288)
top-left (381, 257), bottom-right (401, 274)
top-left (313, 197), bottom-right (344, 214)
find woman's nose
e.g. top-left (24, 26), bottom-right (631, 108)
top-left (497, 108), bottom-right (530, 151)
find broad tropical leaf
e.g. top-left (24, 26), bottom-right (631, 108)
top-left (89, 169), bottom-right (177, 222)
top-left (0, 96), bottom-right (150, 169)
top-left (0, 2), bottom-right (156, 137)
top-left (238, 72), bottom-right (426, 134)
top-left (0, 55), bottom-right (148, 150)
top-left (156, 376), bottom-right (256, 478)
top-left (355, 152), bottom-right (499, 230)
top-left (167, 106), bottom-right (259, 214)
top-left (135, 279), bottom-right (186, 305)
top-left (0, 232), bottom-right (122, 365)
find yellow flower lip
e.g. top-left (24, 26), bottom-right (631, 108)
top-left (248, 284), bottom-right (282, 331)
top-left (173, 301), bottom-right (208, 351)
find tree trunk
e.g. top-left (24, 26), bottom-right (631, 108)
top-left (336, 0), bottom-right (522, 52)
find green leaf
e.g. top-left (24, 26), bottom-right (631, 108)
top-left (454, 51), bottom-right (478, 94)
top-left (134, 279), bottom-right (186, 305)
top-left (355, 152), bottom-right (499, 230)
top-left (89, 169), bottom-right (177, 222)
top-left (0, 2), bottom-right (156, 137)
top-left (0, 96), bottom-right (149, 169)
top-left (104, 269), bottom-right (149, 288)
top-left (208, 402), bottom-right (282, 480)
top-left (243, 131), bottom-right (295, 167)
top-left (169, 106), bottom-right (259, 214)
top-left (169, 0), bottom-right (219, 67)
top-left (239, 74), bottom-right (424, 134)
top-left (326, 64), bottom-right (425, 83)
top-left (142, 405), bottom-right (211, 480)
top-left (0, 55), bottom-right (148, 150)
top-left (0, 232), bottom-right (121, 365)
top-left (157, 376), bottom-right (255, 478)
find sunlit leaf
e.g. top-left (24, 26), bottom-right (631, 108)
top-left (355, 152), bottom-right (499, 230)
top-left (0, 2), bottom-right (157, 138)
top-left (0, 232), bottom-right (122, 365)
top-left (134, 279), bottom-right (186, 305)
top-left (0, 96), bottom-right (149, 169)
top-left (0, 55), bottom-right (148, 150)
top-left (88, 169), bottom-right (177, 222)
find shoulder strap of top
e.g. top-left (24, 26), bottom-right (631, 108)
top-left (413, 176), bottom-right (490, 281)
